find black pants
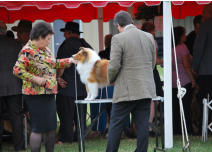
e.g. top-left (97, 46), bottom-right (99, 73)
top-left (56, 95), bottom-right (86, 143)
top-left (105, 103), bottom-right (112, 119)
top-left (0, 95), bottom-right (24, 151)
top-left (196, 75), bottom-right (212, 132)
top-left (106, 99), bottom-right (151, 152)
top-left (172, 83), bottom-right (193, 134)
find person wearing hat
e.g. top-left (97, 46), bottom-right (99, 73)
top-left (0, 21), bottom-right (25, 152)
top-left (56, 21), bottom-right (92, 144)
top-left (106, 11), bottom-right (156, 152)
top-left (12, 20), bottom-right (32, 46)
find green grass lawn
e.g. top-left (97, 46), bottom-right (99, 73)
top-left (2, 135), bottom-right (212, 152)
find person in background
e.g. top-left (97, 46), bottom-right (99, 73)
top-left (192, 4), bottom-right (212, 133)
top-left (13, 22), bottom-right (76, 152)
top-left (185, 15), bottom-right (203, 134)
top-left (12, 20), bottom-right (32, 46)
top-left (6, 30), bottom-right (15, 39)
top-left (185, 15), bottom-right (202, 56)
top-left (99, 34), bottom-right (113, 60)
top-left (0, 21), bottom-right (24, 152)
top-left (141, 21), bottom-right (163, 136)
top-left (172, 26), bottom-right (195, 135)
top-left (106, 11), bottom-right (156, 152)
top-left (56, 22), bottom-right (92, 144)
top-left (12, 20), bottom-right (32, 119)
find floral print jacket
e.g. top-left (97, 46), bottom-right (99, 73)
top-left (13, 41), bottom-right (70, 95)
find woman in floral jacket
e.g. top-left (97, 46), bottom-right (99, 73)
top-left (13, 22), bottom-right (76, 152)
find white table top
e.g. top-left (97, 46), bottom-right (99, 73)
top-left (75, 99), bottom-right (113, 104)
top-left (75, 96), bottom-right (164, 104)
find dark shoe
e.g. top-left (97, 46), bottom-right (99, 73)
top-left (149, 130), bottom-right (155, 137)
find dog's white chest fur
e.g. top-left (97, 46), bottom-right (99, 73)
top-left (76, 51), bottom-right (100, 84)
top-left (76, 63), bottom-right (91, 84)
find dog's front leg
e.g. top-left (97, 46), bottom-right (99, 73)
top-left (84, 84), bottom-right (91, 100)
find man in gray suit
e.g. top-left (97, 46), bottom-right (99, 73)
top-left (106, 11), bottom-right (156, 152)
top-left (0, 21), bottom-right (24, 152)
top-left (192, 4), bottom-right (212, 133)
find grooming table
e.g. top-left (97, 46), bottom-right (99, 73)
top-left (75, 99), bottom-right (112, 152)
top-left (75, 97), bottom-right (165, 152)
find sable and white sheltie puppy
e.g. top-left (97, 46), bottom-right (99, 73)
top-left (73, 47), bottom-right (109, 100)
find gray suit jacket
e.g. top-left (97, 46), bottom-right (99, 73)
top-left (0, 35), bottom-right (22, 96)
top-left (108, 24), bottom-right (156, 103)
top-left (193, 18), bottom-right (212, 75)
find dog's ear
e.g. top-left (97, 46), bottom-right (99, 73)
top-left (79, 47), bottom-right (85, 51)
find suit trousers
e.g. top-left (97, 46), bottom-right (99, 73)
top-left (56, 95), bottom-right (86, 143)
top-left (0, 95), bottom-right (24, 151)
top-left (106, 99), bottom-right (151, 152)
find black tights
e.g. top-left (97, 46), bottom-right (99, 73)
top-left (30, 130), bottom-right (56, 152)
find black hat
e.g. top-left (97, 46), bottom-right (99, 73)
top-left (12, 20), bottom-right (32, 32)
top-left (60, 22), bottom-right (83, 33)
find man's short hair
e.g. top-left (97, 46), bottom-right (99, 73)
top-left (113, 11), bottom-right (133, 27)
top-left (193, 15), bottom-right (202, 26)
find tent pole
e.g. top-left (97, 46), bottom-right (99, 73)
top-left (51, 23), bottom-right (55, 58)
top-left (98, 8), bottom-right (104, 51)
top-left (163, 1), bottom-right (173, 148)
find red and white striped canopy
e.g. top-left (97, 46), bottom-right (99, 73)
top-left (0, 1), bottom-right (211, 23)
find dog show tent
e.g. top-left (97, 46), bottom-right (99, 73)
top-left (0, 1), bottom-right (211, 23)
top-left (0, 1), bottom-right (211, 149)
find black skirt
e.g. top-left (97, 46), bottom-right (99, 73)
top-left (24, 95), bottom-right (57, 133)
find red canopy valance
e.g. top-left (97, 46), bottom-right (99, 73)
top-left (0, 1), bottom-right (211, 23)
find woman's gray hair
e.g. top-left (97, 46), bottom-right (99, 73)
top-left (30, 22), bottom-right (54, 40)
top-left (113, 11), bottom-right (133, 27)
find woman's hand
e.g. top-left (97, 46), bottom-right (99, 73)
top-left (57, 77), bottom-right (68, 88)
top-left (69, 57), bottom-right (78, 64)
top-left (192, 68), bottom-right (198, 77)
top-left (32, 76), bottom-right (46, 86)
top-left (191, 80), bottom-right (197, 88)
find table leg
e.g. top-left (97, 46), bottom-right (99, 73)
top-left (155, 101), bottom-right (159, 148)
top-left (77, 103), bottom-right (85, 152)
top-left (80, 104), bottom-right (85, 152)
top-left (160, 102), bottom-right (165, 149)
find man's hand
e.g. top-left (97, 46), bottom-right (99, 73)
top-left (57, 77), bottom-right (68, 88)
